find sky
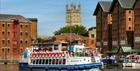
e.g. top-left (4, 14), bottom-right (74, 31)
top-left (0, 0), bottom-right (111, 36)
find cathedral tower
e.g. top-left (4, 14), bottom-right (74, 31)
top-left (66, 0), bottom-right (81, 26)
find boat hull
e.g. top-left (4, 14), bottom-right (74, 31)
top-left (19, 63), bottom-right (102, 70)
top-left (123, 63), bottom-right (140, 67)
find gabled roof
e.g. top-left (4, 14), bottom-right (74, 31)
top-left (118, 0), bottom-right (136, 9)
top-left (27, 18), bottom-right (38, 22)
top-left (0, 14), bottom-right (31, 22)
top-left (93, 1), bottom-right (112, 15)
top-left (110, 0), bottom-right (136, 11)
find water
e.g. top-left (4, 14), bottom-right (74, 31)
top-left (0, 64), bottom-right (19, 71)
top-left (0, 64), bottom-right (140, 71)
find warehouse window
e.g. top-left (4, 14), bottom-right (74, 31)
top-left (2, 24), bottom-right (4, 27)
top-left (8, 32), bottom-right (10, 35)
top-left (20, 48), bottom-right (23, 53)
top-left (25, 32), bottom-right (28, 36)
top-left (8, 48), bottom-right (10, 52)
top-left (8, 40), bottom-right (10, 44)
top-left (2, 32), bottom-right (5, 35)
top-left (129, 27), bottom-right (131, 30)
top-left (25, 25), bottom-right (28, 28)
top-left (2, 40), bottom-right (5, 44)
top-left (20, 40), bottom-right (23, 44)
top-left (2, 48), bottom-right (4, 52)
top-left (20, 25), bottom-right (23, 28)
top-left (20, 32), bottom-right (23, 36)
top-left (129, 18), bottom-right (131, 21)
top-left (8, 24), bottom-right (10, 27)
top-left (129, 10), bottom-right (131, 13)
top-left (25, 41), bottom-right (28, 44)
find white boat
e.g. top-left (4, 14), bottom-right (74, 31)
top-left (19, 42), bottom-right (103, 70)
top-left (123, 53), bottom-right (140, 67)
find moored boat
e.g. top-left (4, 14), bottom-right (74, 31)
top-left (19, 42), bottom-right (103, 70)
top-left (123, 53), bottom-right (140, 67)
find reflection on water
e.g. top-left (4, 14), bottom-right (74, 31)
top-left (1, 64), bottom-right (140, 71)
top-left (0, 64), bottom-right (19, 71)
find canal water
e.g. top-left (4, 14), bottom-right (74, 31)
top-left (0, 64), bottom-right (140, 71)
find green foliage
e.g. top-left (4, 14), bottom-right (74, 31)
top-left (54, 25), bottom-right (88, 36)
top-left (37, 38), bottom-right (47, 43)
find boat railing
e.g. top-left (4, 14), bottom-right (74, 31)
top-left (29, 57), bottom-right (66, 65)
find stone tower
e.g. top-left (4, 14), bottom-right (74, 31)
top-left (66, 0), bottom-right (81, 26)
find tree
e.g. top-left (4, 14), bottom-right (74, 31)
top-left (37, 38), bottom-right (47, 43)
top-left (54, 25), bottom-right (88, 36)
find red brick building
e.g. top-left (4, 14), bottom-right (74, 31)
top-left (0, 14), bottom-right (37, 62)
top-left (93, 1), bottom-right (112, 53)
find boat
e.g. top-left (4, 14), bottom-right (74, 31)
top-left (123, 53), bottom-right (140, 67)
top-left (19, 42), bottom-right (103, 70)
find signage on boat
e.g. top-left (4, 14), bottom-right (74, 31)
top-left (121, 45), bottom-right (132, 52)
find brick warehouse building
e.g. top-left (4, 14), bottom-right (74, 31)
top-left (94, 0), bottom-right (140, 53)
top-left (0, 14), bottom-right (37, 62)
top-left (93, 1), bottom-right (112, 53)
top-left (110, 0), bottom-right (140, 48)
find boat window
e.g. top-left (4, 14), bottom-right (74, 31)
top-left (59, 59), bottom-right (61, 64)
top-left (52, 59), bottom-right (55, 64)
top-left (56, 59), bottom-right (58, 64)
top-left (39, 59), bottom-right (42, 64)
top-left (33, 59), bottom-right (36, 64)
top-left (48, 47), bottom-right (52, 51)
top-left (31, 59), bottom-right (33, 64)
top-left (42, 59), bottom-right (45, 64)
top-left (45, 59), bottom-right (48, 64)
top-left (49, 59), bottom-right (51, 64)
top-left (63, 59), bottom-right (66, 64)
top-left (36, 59), bottom-right (39, 64)
top-left (54, 47), bottom-right (58, 50)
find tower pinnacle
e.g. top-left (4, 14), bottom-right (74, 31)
top-left (66, 0), bottom-right (81, 26)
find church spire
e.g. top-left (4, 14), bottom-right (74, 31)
top-left (66, 0), bottom-right (69, 5)
top-left (66, 0), bottom-right (69, 10)
top-left (78, 0), bottom-right (81, 10)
